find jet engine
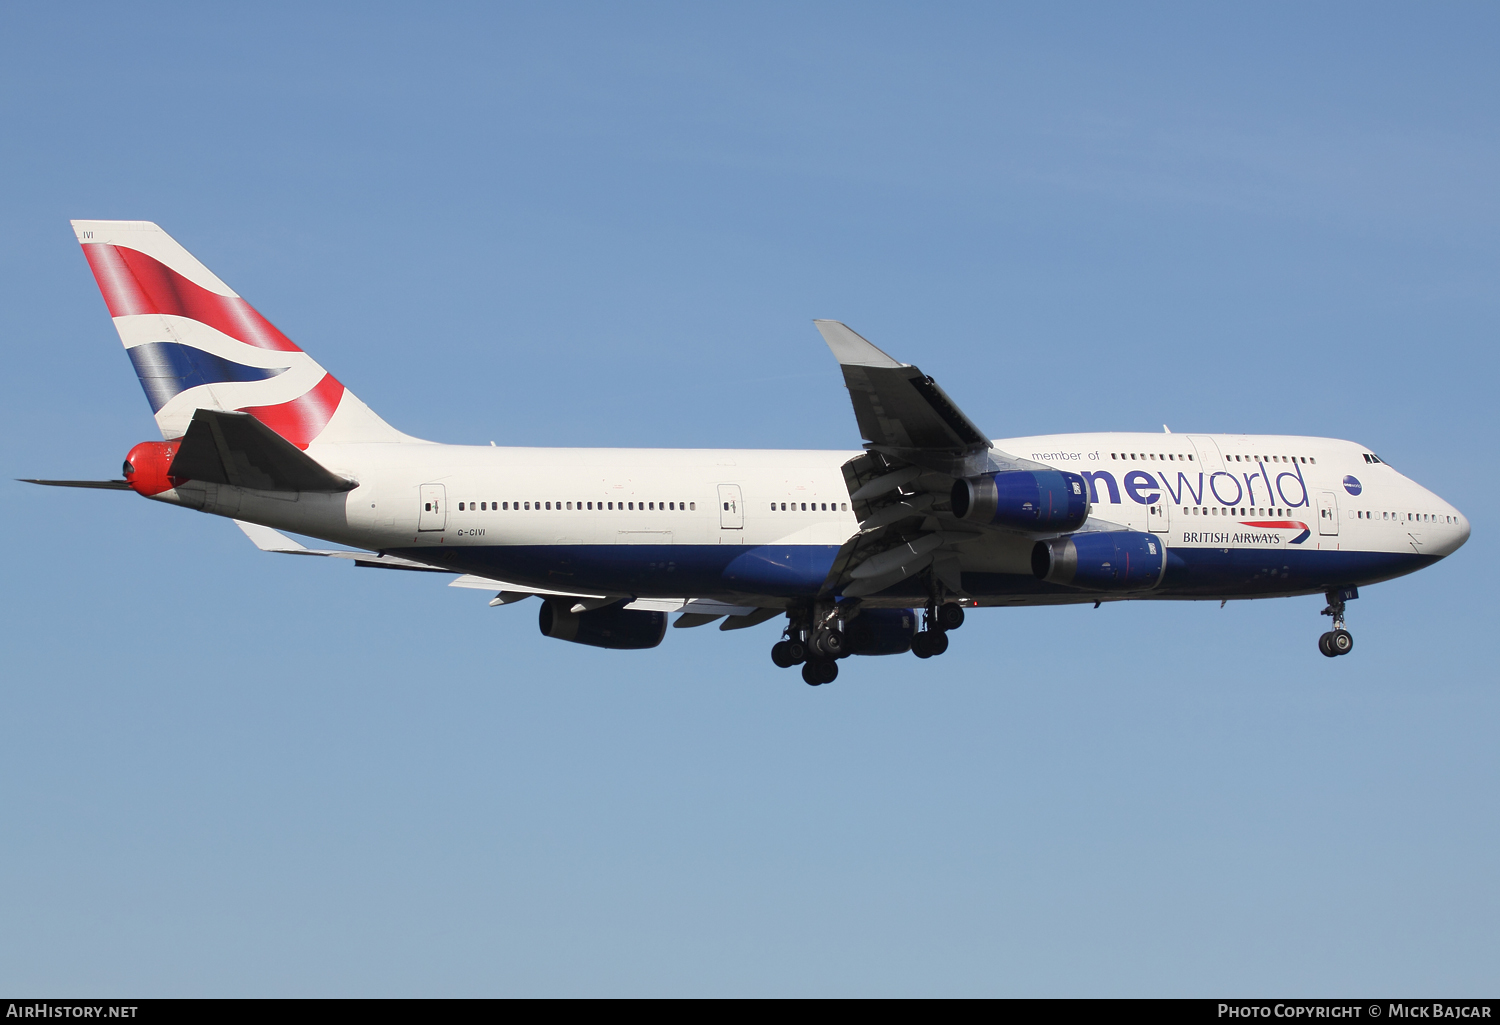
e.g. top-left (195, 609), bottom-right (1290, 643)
top-left (953, 470), bottom-right (1089, 532)
top-left (538, 600), bottom-right (667, 650)
top-left (843, 608), bottom-right (918, 656)
top-left (1031, 530), bottom-right (1166, 591)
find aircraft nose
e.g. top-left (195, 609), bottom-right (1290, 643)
top-left (1430, 503), bottom-right (1470, 558)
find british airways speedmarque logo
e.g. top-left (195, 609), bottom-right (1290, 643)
top-left (1343, 475), bottom-right (1362, 496)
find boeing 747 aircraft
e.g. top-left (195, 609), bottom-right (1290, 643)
top-left (26, 221), bottom-right (1471, 685)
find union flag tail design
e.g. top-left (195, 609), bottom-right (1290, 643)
top-left (72, 220), bottom-right (410, 448)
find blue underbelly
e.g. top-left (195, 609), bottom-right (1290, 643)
top-left (385, 543), bottom-right (842, 597)
top-left (385, 543), bottom-right (1438, 600)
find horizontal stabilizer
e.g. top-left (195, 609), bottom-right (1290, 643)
top-left (19, 479), bottom-right (132, 490)
top-left (172, 409), bottom-right (356, 492)
top-left (233, 520), bottom-right (444, 571)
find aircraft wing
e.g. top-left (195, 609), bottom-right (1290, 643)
top-left (814, 320), bottom-right (1050, 602)
top-left (814, 320), bottom-right (990, 460)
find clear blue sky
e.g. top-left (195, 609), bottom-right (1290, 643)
top-left (1, 2), bottom-right (1496, 996)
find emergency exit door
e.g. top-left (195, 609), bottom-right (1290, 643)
top-left (1317, 491), bottom-right (1340, 536)
top-left (717, 484), bottom-right (744, 529)
top-left (1147, 500), bottom-right (1170, 533)
top-left (418, 483), bottom-right (447, 531)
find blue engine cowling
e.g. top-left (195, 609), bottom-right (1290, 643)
top-left (843, 608), bottom-right (918, 656)
top-left (953, 470), bottom-right (1090, 532)
top-left (1031, 530), bottom-right (1166, 591)
top-left (539, 600), bottom-right (667, 649)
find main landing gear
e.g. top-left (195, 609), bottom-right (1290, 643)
top-left (1318, 589), bottom-right (1355, 658)
top-left (772, 605), bottom-right (844, 686)
top-left (770, 599), bottom-right (968, 682)
top-left (911, 601), bottom-right (964, 659)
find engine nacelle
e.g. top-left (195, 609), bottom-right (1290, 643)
top-left (122, 440), bottom-right (183, 497)
top-left (538, 600), bottom-right (667, 650)
top-left (953, 470), bottom-right (1090, 532)
top-left (843, 608), bottom-right (918, 656)
top-left (1031, 530), bottom-right (1166, 591)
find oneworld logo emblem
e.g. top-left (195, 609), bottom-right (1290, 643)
top-left (1343, 475), bottom-right (1362, 496)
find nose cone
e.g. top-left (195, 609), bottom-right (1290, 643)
top-left (1429, 506), bottom-right (1471, 558)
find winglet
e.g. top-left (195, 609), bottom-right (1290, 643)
top-left (234, 519), bottom-right (307, 553)
top-left (814, 320), bottom-right (906, 368)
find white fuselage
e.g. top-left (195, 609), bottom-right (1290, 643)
top-left (151, 430), bottom-right (1469, 608)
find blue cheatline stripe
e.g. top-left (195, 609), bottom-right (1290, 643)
top-left (383, 543), bottom-right (1440, 603)
top-left (125, 341), bottom-right (289, 412)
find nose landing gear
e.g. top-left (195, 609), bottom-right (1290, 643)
top-left (1318, 589), bottom-right (1356, 657)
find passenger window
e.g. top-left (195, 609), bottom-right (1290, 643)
top-left (842, 503), bottom-right (847, 511)
top-left (690, 503), bottom-right (695, 510)
top-left (781, 503), bottom-right (786, 511)
top-left (801, 503), bottom-right (807, 511)
top-left (424, 502), bottom-right (431, 511)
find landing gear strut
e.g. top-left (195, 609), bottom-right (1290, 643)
top-left (773, 605), bottom-right (846, 684)
top-left (1318, 590), bottom-right (1355, 657)
top-left (912, 600), bottom-right (963, 659)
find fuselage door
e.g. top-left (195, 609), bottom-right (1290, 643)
top-left (1317, 491), bottom-right (1340, 536)
top-left (418, 483), bottom-right (447, 531)
top-left (1187, 435), bottom-right (1225, 471)
top-left (717, 484), bottom-right (744, 529)
top-left (1147, 500), bottom-right (1169, 534)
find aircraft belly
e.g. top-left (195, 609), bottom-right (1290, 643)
top-left (384, 542), bottom-right (842, 599)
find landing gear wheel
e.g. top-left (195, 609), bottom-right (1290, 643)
top-left (912, 630), bottom-right (948, 658)
top-left (814, 629), bottom-right (845, 659)
top-left (1319, 590), bottom-right (1356, 659)
top-left (771, 641), bottom-right (798, 668)
top-left (802, 660), bottom-right (838, 686)
top-left (936, 602), bottom-right (966, 631)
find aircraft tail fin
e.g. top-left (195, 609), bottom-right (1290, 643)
top-left (71, 220), bottom-right (415, 447)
